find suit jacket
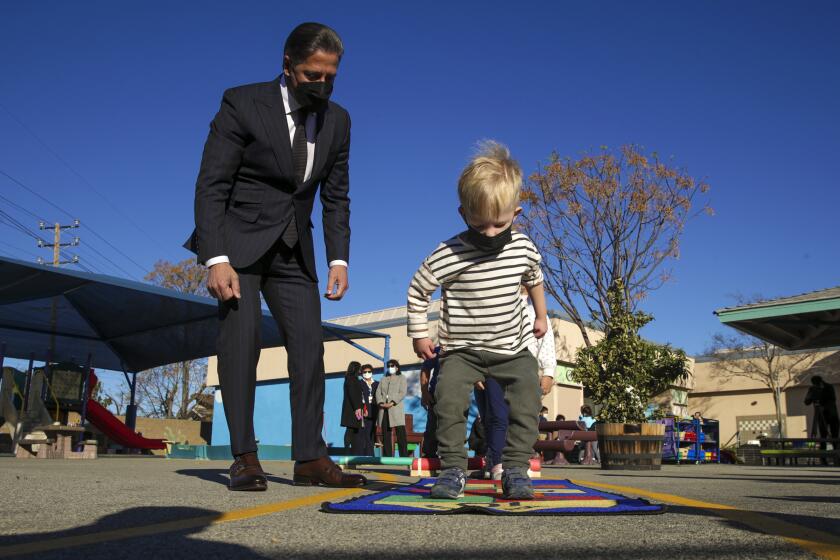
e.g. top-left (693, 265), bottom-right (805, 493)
top-left (185, 76), bottom-right (351, 280)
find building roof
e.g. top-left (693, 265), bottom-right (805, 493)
top-left (714, 286), bottom-right (840, 350)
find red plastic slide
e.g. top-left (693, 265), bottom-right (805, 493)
top-left (85, 372), bottom-right (166, 450)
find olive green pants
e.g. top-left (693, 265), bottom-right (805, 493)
top-left (433, 349), bottom-right (540, 470)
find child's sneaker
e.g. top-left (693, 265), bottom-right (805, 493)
top-left (430, 467), bottom-right (466, 499)
top-left (490, 463), bottom-right (503, 481)
top-left (501, 466), bottom-right (534, 499)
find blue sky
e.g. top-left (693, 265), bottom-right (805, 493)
top-left (2, 0), bottom-right (839, 364)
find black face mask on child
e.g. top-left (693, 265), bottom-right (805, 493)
top-left (462, 223), bottom-right (512, 252)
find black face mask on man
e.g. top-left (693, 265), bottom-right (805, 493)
top-left (289, 78), bottom-right (333, 112)
top-left (462, 223), bottom-right (512, 252)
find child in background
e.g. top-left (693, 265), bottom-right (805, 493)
top-left (407, 141), bottom-right (548, 500)
top-left (579, 405), bottom-right (596, 429)
top-left (419, 346), bottom-right (441, 458)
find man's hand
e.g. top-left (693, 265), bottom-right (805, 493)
top-left (413, 338), bottom-right (436, 360)
top-left (207, 262), bottom-right (240, 302)
top-left (324, 265), bottom-right (348, 300)
top-left (540, 375), bottom-right (554, 396)
top-left (421, 390), bottom-right (433, 409)
top-left (533, 316), bottom-right (548, 339)
top-left (474, 381), bottom-right (485, 391)
top-left (354, 408), bottom-right (363, 420)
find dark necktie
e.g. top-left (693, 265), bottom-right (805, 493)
top-left (281, 109), bottom-right (308, 247)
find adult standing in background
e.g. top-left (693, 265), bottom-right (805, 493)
top-left (357, 364), bottom-right (378, 456)
top-left (805, 375), bottom-right (839, 445)
top-left (377, 359), bottom-right (409, 457)
top-left (186, 22), bottom-right (365, 491)
top-left (340, 362), bottom-right (364, 450)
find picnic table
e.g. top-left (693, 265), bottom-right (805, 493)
top-left (759, 437), bottom-right (840, 466)
top-left (15, 424), bottom-right (97, 460)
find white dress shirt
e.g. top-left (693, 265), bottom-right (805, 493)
top-left (523, 295), bottom-right (557, 378)
top-left (205, 75), bottom-right (347, 270)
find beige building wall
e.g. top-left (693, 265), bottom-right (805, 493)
top-left (688, 350), bottom-right (840, 445)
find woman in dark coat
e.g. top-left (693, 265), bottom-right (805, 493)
top-left (340, 361), bottom-right (364, 450)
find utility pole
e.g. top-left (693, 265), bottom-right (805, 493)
top-left (37, 219), bottom-right (80, 266)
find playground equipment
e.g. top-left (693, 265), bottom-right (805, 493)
top-left (83, 372), bottom-right (165, 450)
top-left (1, 366), bottom-right (54, 452)
top-left (2, 360), bottom-right (165, 457)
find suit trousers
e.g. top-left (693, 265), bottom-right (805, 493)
top-left (216, 240), bottom-right (327, 460)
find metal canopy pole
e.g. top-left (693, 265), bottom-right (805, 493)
top-left (322, 327), bottom-right (389, 363)
top-left (123, 365), bottom-right (138, 432)
top-left (22, 353), bottom-right (34, 413)
top-left (78, 353), bottom-right (92, 429)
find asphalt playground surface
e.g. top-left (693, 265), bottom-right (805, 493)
top-left (1, 457), bottom-right (839, 559)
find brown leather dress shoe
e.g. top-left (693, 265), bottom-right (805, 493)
top-left (293, 456), bottom-right (367, 487)
top-left (229, 452), bottom-right (267, 491)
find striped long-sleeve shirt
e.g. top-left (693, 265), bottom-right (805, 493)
top-left (407, 231), bottom-right (544, 355)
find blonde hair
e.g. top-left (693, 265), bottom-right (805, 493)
top-left (457, 140), bottom-right (522, 222)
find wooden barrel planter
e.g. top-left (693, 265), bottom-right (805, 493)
top-left (596, 423), bottom-right (666, 470)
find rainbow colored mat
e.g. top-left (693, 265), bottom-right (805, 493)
top-left (322, 478), bottom-right (665, 516)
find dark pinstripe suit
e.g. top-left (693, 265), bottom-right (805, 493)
top-left (185, 76), bottom-right (350, 460)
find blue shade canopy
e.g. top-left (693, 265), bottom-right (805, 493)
top-left (0, 256), bottom-right (385, 372)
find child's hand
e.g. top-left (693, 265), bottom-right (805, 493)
top-left (533, 316), bottom-right (548, 339)
top-left (540, 376), bottom-right (554, 395)
top-left (413, 337), bottom-right (436, 360)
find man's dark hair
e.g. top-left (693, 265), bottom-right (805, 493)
top-left (284, 22), bottom-right (344, 66)
top-left (361, 363), bottom-right (373, 372)
top-left (581, 405), bottom-right (593, 416)
top-left (812, 375), bottom-right (824, 385)
top-left (387, 359), bottom-right (400, 369)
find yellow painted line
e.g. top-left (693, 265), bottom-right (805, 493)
top-left (0, 487), bottom-right (360, 558)
top-left (572, 478), bottom-right (840, 560)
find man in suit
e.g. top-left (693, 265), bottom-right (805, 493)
top-left (187, 22), bottom-right (365, 491)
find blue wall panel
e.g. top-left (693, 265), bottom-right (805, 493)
top-left (211, 371), bottom-right (478, 451)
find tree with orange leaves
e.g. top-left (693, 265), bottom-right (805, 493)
top-left (519, 145), bottom-right (712, 346)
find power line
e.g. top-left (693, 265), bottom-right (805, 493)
top-left (0, 209), bottom-right (48, 243)
top-left (82, 241), bottom-right (137, 279)
top-left (0, 240), bottom-right (39, 260)
top-left (0, 192), bottom-right (47, 222)
top-left (0, 102), bottom-right (168, 252)
top-left (0, 190), bottom-right (138, 278)
top-left (0, 168), bottom-right (148, 274)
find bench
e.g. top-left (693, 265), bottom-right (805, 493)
top-left (536, 421), bottom-right (598, 465)
top-left (759, 438), bottom-right (840, 466)
top-left (376, 414), bottom-right (423, 455)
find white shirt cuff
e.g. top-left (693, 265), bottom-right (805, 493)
top-left (541, 371), bottom-right (555, 379)
top-left (329, 260), bottom-right (348, 268)
top-left (205, 256), bottom-right (230, 267)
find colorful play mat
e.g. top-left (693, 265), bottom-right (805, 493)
top-left (322, 478), bottom-right (665, 516)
